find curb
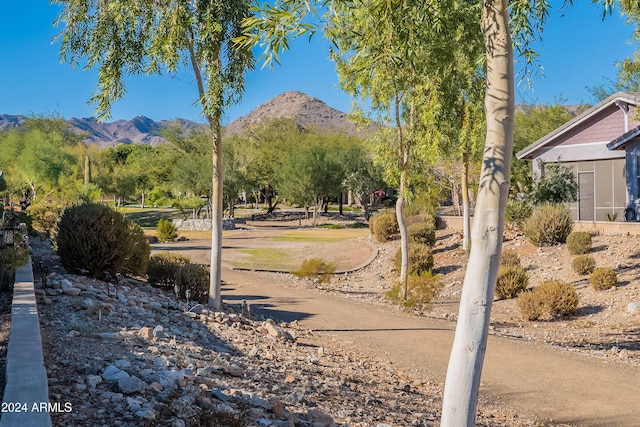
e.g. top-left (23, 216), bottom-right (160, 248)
top-left (1, 257), bottom-right (52, 427)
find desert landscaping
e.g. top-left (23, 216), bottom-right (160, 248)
top-left (8, 212), bottom-right (637, 427)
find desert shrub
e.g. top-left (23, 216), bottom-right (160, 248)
top-left (530, 162), bottom-right (578, 205)
top-left (55, 203), bottom-right (150, 277)
top-left (589, 267), bottom-right (618, 290)
top-left (394, 244), bottom-right (434, 275)
top-left (496, 266), bottom-right (528, 299)
top-left (566, 231), bottom-right (592, 254)
top-left (407, 222), bottom-right (436, 246)
top-left (385, 272), bottom-right (444, 310)
top-left (147, 252), bottom-right (191, 287)
top-left (156, 218), bottom-right (178, 242)
top-left (175, 263), bottom-right (210, 303)
top-left (506, 199), bottom-right (532, 230)
top-left (371, 212), bottom-right (399, 242)
top-left (523, 204), bottom-right (573, 246)
top-left (291, 258), bottom-right (337, 284)
top-left (500, 249), bottom-right (521, 267)
top-left (571, 254), bottom-right (596, 275)
top-left (517, 280), bottom-right (579, 321)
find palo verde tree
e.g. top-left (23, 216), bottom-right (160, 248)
top-left (54, 0), bottom-right (254, 309)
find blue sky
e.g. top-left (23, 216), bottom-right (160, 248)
top-left (0, 1), bottom-right (637, 125)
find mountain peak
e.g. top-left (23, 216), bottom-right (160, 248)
top-left (224, 91), bottom-right (365, 136)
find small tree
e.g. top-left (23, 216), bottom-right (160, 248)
top-left (530, 162), bottom-right (578, 205)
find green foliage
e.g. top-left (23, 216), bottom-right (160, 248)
top-left (394, 244), bottom-right (434, 276)
top-left (505, 199), bottom-right (532, 229)
top-left (496, 266), bottom-right (529, 299)
top-left (147, 252), bottom-right (191, 287)
top-left (517, 280), bottom-right (579, 321)
top-left (290, 258), bottom-right (337, 284)
top-left (386, 272), bottom-right (444, 310)
top-left (156, 219), bottom-right (178, 242)
top-left (26, 200), bottom-right (63, 237)
top-left (589, 268), bottom-right (618, 291)
top-left (500, 249), bottom-right (521, 268)
top-left (572, 255), bottom-right (596, 275)
top-left (371, 212), bottom-right (399, 242)
top-left (55, 203), bottom-right (150, 277)
top-left (407, 222), bottom-right (436, 247)
top-left (530, 162), bottom-right (578, 205)
top-left (175, 263), bottom-right (210, 303)
top-left (566, 231), bottom-right (592, 255)
top-left (523, 204), bottom-right (573, 246)
top-left (512, 104), bottom-right (575, 194)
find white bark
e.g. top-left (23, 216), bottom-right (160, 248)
top-left (462, 152), bottom-right (471, 251)
top-left (397, 195), bottom-right (409, 297)
top-left (209, 127), bottom-right (223, 311)
top-left (440, 0), bottom-right (514, 424)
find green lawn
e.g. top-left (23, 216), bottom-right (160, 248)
top-left (272, 228), bottom-right (369, 243)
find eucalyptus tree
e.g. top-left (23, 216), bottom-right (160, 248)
top-left (325, 0), bottom-right (473, 299)
top-left (54, 0), bottom-right (254, 309)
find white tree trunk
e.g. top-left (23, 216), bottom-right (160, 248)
top-left (440, 0), bottom-right (514, 424)
top-left (397, 195), bottom-right (409, 297)
top-left (462, 152), bottom-right (471, 251)
top-left (209, 127), bottom-right (223, 311)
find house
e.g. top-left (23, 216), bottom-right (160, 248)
top-left (516, 92), bottom-right (640, 222)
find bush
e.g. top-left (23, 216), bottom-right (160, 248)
top-left (385, 272), bottom-right (444, 310)
top-left (156, 218), bottom-right (178, 242)
top-left (566, 231), bottom-right (592, 254)
top-left (589, 268), bottom-right (618, 290)
top-left (291, 258), bottom-right (337, 284)
top-left (175, 263), bottom-right (210, 303)
top-left (572, 254), bottom-right (596, 275)
top-left (506, 199), bottom-right (532, 230)
top-left (407, 222), bottom-right (436, 246)
top-left (55, 203), bottom-right (150, 277)
top-left (147, 252), bottom-right (191, 287)
top-left (394, 244), bottom-right (434, 275)
top-left (523, 204), bottom-right (573, 246)
top-left (500, 249), bottom-right (521, 267)
top-left (371, 212), bottom-right (399, 242)
top-left (496, 266), bottom-right (528, 299)
top-left (517, 280), bottom-right (579, 321)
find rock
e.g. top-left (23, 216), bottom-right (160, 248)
top-left (307, 408), bottom-right (334, 426)
top-left (153, 325), bottom-right (165, 339)
top-left (62, 287), bottom-right (82, 296)
top-left (117, 376), bottom-right (143, 394)
top-left (86, 374), bottom-right (102, 389)
top-left (102, 365), bottom-right (130, 382)
top-left (60, 279), bottom-right (75, 290)
top-left (138, 327), bottom-right (154, 340)
top-left (148, 301), bottom-right (163, 311)
top-left (627, 302), bottom-right (640, 314)
top-left (135, 408), bottom-right (156, 420)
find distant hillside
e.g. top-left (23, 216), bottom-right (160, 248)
top-left (224, 91), bottom-right (371, 137)
top-left (0, 114), bottom-right (205, 148)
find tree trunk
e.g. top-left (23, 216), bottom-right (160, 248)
top-left (209, 126), bottom-right (224, 310)
top-left (312, 198), bottom-right (322, 227)
top-left (462, 152), bottom-right (471, 251)
top-left (440, 0), bottom-right (514, 424)
top-left (141, 190), bottom-right (145, 209)
top-left (397, 194), bottom-right (409, 299)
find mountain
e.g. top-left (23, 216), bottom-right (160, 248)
top-left (0, 91), bottom-right (366, 147)
top-left (224, 91), bottom-right (369, 136)
top-left (0, 114), bottom-right (205, 148)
